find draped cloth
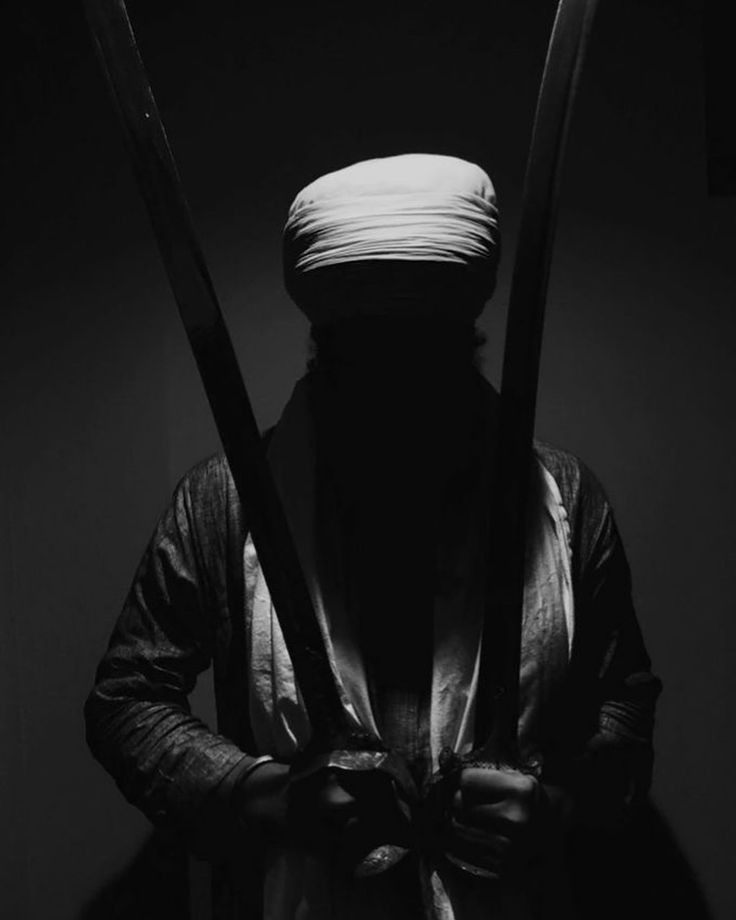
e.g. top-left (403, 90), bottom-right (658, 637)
top-left (243, 379), bottom-right (573, 919)
top-left (283, 154), bottom-right (501, 325)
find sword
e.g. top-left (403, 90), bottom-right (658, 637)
top-left (83, 0), bottom-right (414, 876)
top-left (435, 0), bottom-right (601, 876)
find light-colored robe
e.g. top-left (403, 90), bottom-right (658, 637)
top-left (244, 380), bottom-right (574, 919)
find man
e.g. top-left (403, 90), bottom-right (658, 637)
top-left (86, 153), bottom-right (660, 919)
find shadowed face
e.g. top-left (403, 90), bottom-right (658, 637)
top-left (306, 317), bottom-right (497, 496)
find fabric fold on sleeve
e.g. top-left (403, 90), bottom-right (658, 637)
top-left (84, 458), bottom-right (258, 862)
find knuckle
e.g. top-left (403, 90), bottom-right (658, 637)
top-left (513, 775), bottom-right (537, 800)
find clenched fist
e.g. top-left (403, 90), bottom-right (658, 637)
top-left (235, 760), bottom-right (409, 871)
top-left (444, 766), bottom-right (548, 880)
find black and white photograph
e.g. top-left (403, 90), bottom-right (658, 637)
top-left (2, 1), bottom-right (734, 918)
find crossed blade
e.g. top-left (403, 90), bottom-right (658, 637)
top-left (85, 0), bottom-right (598, 880)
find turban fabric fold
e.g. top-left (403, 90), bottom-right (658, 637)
top-left (283, 154), bottom-right (500, 325)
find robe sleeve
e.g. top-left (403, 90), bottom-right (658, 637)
top-left (547, 461), bottom-right (662, 828)
top-left (84, 458), bottom-right (257, 861)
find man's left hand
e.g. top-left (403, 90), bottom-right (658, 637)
top-left (444, 766), bottom-right (547, 880)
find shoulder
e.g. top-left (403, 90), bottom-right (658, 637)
top-left (171, 427), bottom-right (275, 531)
top-left (533, 440), bottom-right (618, 576)
top-left (534, 441), bottom-right (610, 519)
top-left (175, 453), bottom-right (235, 508)
top-left (159, 454), bottom-right (239, 563)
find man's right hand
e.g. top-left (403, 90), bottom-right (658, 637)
top-left (235, 760), bottom-right (292, 843)
top-left (235, 760), bottom-right (409, 869)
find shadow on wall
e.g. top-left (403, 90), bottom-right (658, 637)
top-left (569, 799), bottom-right (714, 919)
top-left (77, 831), bottom-right (190, 920)
top-left (78, 800), bottom-right (712, 920)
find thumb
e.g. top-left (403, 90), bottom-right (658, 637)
top-left (317, 771), bottom-right (359, 819)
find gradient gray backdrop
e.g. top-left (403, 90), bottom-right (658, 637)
top-left (2, 0), bottom-right (734, 917)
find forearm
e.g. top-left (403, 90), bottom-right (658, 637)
top-left (85, 687), bottom-right (259, 859)
top-left (85, 458), bottom-right (261, 860)
top-left (542, 717), bottom-right (655, 832)
top-left (569, 486), bottom-right (661, 828)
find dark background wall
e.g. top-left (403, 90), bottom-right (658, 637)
top-left (2, 0), bottom-right (734, 917)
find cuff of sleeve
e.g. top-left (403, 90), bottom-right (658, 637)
top-left (186, 752), bottom-right (260, 862)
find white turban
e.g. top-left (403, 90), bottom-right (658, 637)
top-left (283, 154), bottom-right (500, 325)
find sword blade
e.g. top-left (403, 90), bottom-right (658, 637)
top-left (474, 0), bottom-right (600, 763)
top-left (84, 0), bottom-right (362, 748)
